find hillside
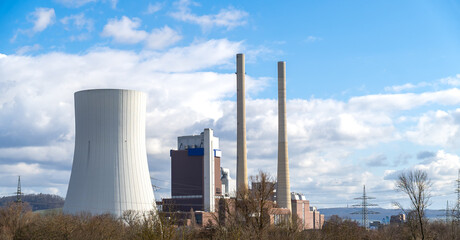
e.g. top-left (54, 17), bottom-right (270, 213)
top-left (319, 207), bottom-right (446, 223)
top-left (0, 193), bottom-right (64, 211)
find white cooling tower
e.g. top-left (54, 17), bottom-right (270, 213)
top-left (63, 89), bottom-right (156, 217)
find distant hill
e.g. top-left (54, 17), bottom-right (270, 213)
top-left (0, 193), bottom-right (64, 211)
top-left (319, 207), bottom-right (446, 223)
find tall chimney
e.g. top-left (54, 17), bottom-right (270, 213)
top-left (236, 53), bottom-right (248, 192)
top-left (277, 61), bottom-right (291, 211)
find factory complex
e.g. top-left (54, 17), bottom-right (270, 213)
top-left (63, 53), bottom-right (324, 230)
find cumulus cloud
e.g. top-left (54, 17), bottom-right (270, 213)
top-left (16, 44), bottom-right (42, 55)
top-left (385, 83), bottom-right (417, 92)
top-left (11, 8), bottom-right (55, 42)
top-left (102, 16), bottom-right (148, 44)
top-left (61, 13), bottom-right (94, 32)
top-left (348, 88), bottom-right (460, 112)
top-left (102, 16), bottom-right (182, 49)
top-left (31, 8), bottom-right (56, 32)
top-left (406, 109), bottom-right (460, 148)
top-left (0, 38), bottom-right (243, 197)
top-left (384, 150), bottom-right (460, 200)
top-left (56, 0), bottom-right (97, 8)
top-left (363, 153), bottom-right (388, 167)
top-left (170, 0), bottom-right (248, 30)
top-left (440, 74), bottom-right (460, 86)
top-left (145, 26), bottom-right (182, 50)
top-left (146, 2), bottom-right (162, 14)
top-left (3, 37), bottom-right (460, 206)
top-left (416, 151), bottom-right (435, 160)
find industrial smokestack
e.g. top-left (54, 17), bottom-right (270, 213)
top-left (236, 53), bottom-right (248, 192)
top-left (277, 61), bottom-right (291, 211)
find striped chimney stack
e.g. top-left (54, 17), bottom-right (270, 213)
top-left (277, 61), bottom-right (291, 211)
top-left (236, 53), bottom-right (248, 192)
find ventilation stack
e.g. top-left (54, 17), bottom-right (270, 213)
top-left (277, 61), bottom-right (291, 211)
top-left (236, 53), bottom-right (248, 192)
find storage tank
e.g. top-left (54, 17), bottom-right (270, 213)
top-left (63, 89), bottom-right (156, 217)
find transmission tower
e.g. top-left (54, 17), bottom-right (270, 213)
top-left (454, 169), bottom-right (460, 221)
top-left (15, 176), bottom-right (22, 203)
top-left (456, 169), bottom-right (460, 209)
top-left (439, 200), bottom-right (451, 223)
top-left (352, 185), bottom-right (379, 229)
top-left (446, 200), bottom-right (451, 223)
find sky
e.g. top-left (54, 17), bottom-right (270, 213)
top-left (1, 0), bottom-right (460, 210)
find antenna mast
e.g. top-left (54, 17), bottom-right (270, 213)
top-left (15, 176), bottom-right (22, 203)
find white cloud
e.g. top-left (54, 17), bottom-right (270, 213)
top-left (0, 143), bottom-right (72, 163)
top-left (385, 83), bottom-right (416, 92)
top-left (102, 16), bottom-right (148, 44)
top-left (143, 39), bottom-right (241, 72)
top-left (440, 74), bottom-right (460, 86)
top-left (146, 2), bottom-right (162, 14)
top-left (109, 0), bottom-right (118, 9)
top-left (170, 0), bottom-right (248, 30)
top-left (384, 150), bottom-right (460, 201)
top-left (305, 36), bottom-right (322, 42)
top-left (16, 44), bottom-right (42, 55)
top-left (145, 26), bottom-right (182, 50)
top-left (348, 88), bottom-right (460, 112)
top-left (61, 13), bottom-right (94, 32)
top-left (102, 17), bottom-right (182, 49)
top-left (30, 8), bottom-right (56, 33)
top-left (406, 109), bottom-right (460, 148)
top-left (3, 42), bottom-right (460, 207)
top-left (56, 0), bottom-right (97, 8)
top-left (56, 0), bottom-right (116, 8)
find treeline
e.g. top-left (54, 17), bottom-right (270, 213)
top-left (1, 202), bottom-right (460, 240)
top-left (0, 169), bottom-right (454, 239)
top-left (0, 193), bottom-right (64, 211)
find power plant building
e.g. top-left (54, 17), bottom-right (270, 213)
top-left (221, 168), bottom-right (236, 198)
top-left (291, 192), bottom-right (324, 230)
top-left (168, 129), bottom-right (222, 212)
top-left (63, 89), bottom-right (156, 217)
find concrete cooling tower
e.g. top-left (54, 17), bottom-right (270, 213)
top-left (63, 89), bottom-right (156, 217)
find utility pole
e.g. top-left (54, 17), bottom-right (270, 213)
top-left (15, 176), bottom-right (22, 203)
top-left (352, 185), bottom-right (379, 229)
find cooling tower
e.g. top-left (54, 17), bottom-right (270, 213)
top-left (63, 89), bottom-right (156, 217)
top-left (277, 61), bottom-right (291, 211)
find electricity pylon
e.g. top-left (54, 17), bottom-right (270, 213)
top-left (352, 185), bottom-right (379, 229)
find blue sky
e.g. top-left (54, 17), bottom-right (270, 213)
top-left (1, 0), bottom-right (460, 210)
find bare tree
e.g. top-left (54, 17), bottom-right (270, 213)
top-left (214, 171), bottom-right (277, 239)
top-left (394, 169), bottom-right (432, 240)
